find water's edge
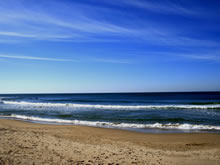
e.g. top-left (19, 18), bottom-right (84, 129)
top-left (1, 116), bottom-right (219, 134)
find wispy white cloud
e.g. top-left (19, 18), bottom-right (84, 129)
top-left (0, 54), bottom-right (133, 64)
top-left (104, 0), bottom-right (200, 16)
top-left (0, 54), bottom-right (76, 62)
top-left (0, 0), bottom-right (218, 49)
top-left (87, 58), bottom-right (132, 64)
top-left (0, 31), bottom-right (35, 38)
top-left (148, 36), bottom-right (220, 47)
top-left (0, 0), bottom-right (136, 42)
top-left (180, 54), bottom-right (220, 62)
top-left (138, 51), bottom-right (220, 63)
top-left (0, 31), bottom-right (78, 40)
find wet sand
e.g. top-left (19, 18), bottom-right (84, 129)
top-left (0, 119), bottom-right (220, 165)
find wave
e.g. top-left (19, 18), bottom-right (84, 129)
top-left (2, 114), bottom-right (220, 130)
top-left (2, 101), bottom-right (220, 110)
top-left (44, 99), bottom-right (138, 103)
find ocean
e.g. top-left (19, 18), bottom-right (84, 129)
top-left (0, 92), bottom-right (220, 133)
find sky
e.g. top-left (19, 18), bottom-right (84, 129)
top-left (0, 0), bottom-right (220, 93)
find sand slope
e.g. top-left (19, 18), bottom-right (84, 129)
top-left (0, 119), bottom-right (220, 165)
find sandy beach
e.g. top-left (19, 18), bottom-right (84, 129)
top-left (0, 119), bottom-right (220, 165)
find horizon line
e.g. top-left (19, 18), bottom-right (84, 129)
top-left (1, 90), bottom-right (220, 95)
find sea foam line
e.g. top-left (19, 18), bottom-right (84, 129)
top-left (3, 114), bottom-right (220, 130)
top-left (2, 101), bottom-right (220, 110)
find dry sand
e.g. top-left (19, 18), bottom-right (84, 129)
top-left (0, 119), bottom-right (220, 165)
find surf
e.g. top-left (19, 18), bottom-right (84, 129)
top-left (2, 114), bottom-right (220, 131)
top-left (2, 100), bottom-right (220, 110)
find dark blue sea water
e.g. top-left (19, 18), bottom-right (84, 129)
top-left (0, 92), bottom-right (220, 133)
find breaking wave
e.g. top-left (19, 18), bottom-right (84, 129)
top-left (2, 114), bottom-right (220, 130)
top-left (2, 101), bottom-right (220, 110)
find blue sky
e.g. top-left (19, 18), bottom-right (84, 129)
top-left (0, 0), bottom-right (220, 93)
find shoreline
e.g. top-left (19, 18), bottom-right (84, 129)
top-left (1, 119), bottom-right (220, 164)
top-left (2, 116), bottom-right (220, 134)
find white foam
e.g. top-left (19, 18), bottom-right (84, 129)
top-left (2, 101), bottom-right (220, 110)
top-left (3, 114), bottom-right (220, 130)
